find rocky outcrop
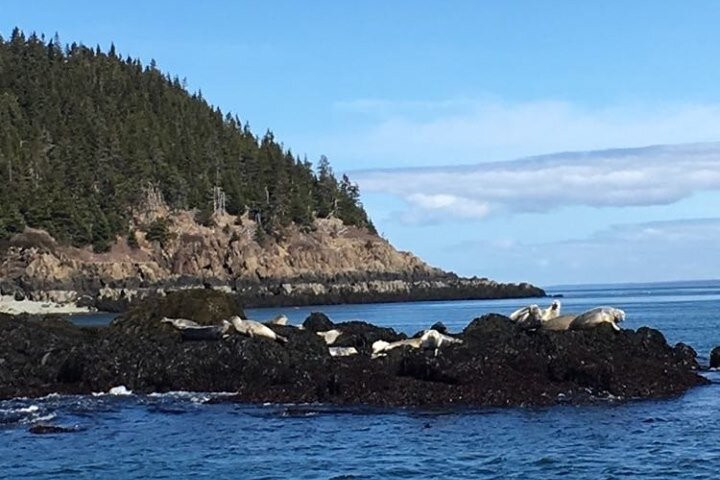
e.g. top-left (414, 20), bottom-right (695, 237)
top-left (0, 210), bottom-right (544, 311)
top-left (0, 291), bottom-right (707, 406)
top-left (710, 346), bottom-right (720, 369)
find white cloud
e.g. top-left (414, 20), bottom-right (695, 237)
top-left (446, 218), bottom-right (720, 285)
top-left (319, 99), bottom-right (720, 169)
top-left (353, 142), bottom-right (720, 222)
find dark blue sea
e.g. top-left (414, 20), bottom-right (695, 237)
top-left (3, 281), bottom-right (720, 479)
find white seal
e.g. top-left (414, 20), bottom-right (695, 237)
top-left (316, 329), bottom-right (343, 345)
top-left (420, 329), bottom-right (463, 356)
top-left (328, 346), bottom-right (358, 357)
top-left (161, 317), bottom-right (201, 329)
top-left (268, 314), bottom-right (289, 326)
top-left (229, 316), bottom-right (289, 344)
top-left (540, 300), bottom-right (561, 321)
top-left (371, 329), bottom-right (462, 358)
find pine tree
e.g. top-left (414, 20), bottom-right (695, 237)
top-left (0, 28), bottom-right (376, 245)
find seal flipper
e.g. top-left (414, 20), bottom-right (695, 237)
top-left (276, 334), bottom-right (289, 344)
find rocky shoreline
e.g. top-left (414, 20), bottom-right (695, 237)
top-left (0, 217), bottom-right (545, 313)
top-left (0, 290), bottom-right (708, 406)
top-left (1, 272), bottom-right (545, 313)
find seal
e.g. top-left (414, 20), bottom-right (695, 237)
top-left (509, 304), bottom-right (543, 329)
top-left (371, 338), bottom-right (422, 358)
top-left (540, 314), bottom-right (576, 331)
top-left (420, 329), bottom-right (463, 356)
top-left (161, 317), bottom-right (201, 329)
top-left (371, 329), bottom-right (462, 358)
top-left (229, 316), bottom-right (289, 344)
top-left (541, 300), bottom-right (561, 321)
top-left (179, 320), bottom-right (232, 341)
top-left (569, 307), bottom-right (625, 331)
top-left (316, 329), bottom-right (343, 345)
top-left (328, 346), bottom-right (358, 357)
top-left (509, 304), bottom-right (538, 322)
top-left (268, 314), bottom-right (289, 326)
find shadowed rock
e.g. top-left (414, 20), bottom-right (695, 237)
top-left (302, 312), bottom-right (334, 332)
top-left (710, 346), bottom-right (720, 369)
top-left (29, 424), bottom-right (78, 434)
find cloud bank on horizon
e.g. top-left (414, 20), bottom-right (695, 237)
top-left (446, 217), bottom-right (720, 286)
top-left (352, 142), bottom-right (720, 223)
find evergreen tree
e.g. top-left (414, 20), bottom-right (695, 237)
top-left (0, 28), bottom-right (376, 246)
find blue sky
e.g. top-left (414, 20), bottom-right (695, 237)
top-left (4, 1), bottom-right (720, 285)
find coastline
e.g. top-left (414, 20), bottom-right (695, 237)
top-left (2, 273), bottom-right (546, 314)
top-left (0, 295), bottom-right (91, 316)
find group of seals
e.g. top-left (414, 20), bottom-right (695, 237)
top-left (508, 302), bottom-right (626, 331)
top-left (509, 300), bottom-right (562, 327)
top-left (371, 328), bottom-right (463, 358)
top-left (161, 301), bottom-right (623, 360)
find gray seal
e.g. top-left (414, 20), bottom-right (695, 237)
top-left (569, 307), bottom-right (625, 331)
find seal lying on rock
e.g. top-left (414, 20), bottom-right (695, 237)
top-left (420, 329), bottom-right (463, 356)
top-left (509, 304), bottom-right (543, 329)
top-left (161, 317), bottom-right (232, 341)
top-left (540, 314), bottom-right (577, 331)
top-left (328, 346), bottom-right (358, 357)
top-left (317, 329), bottom-right (343, 345)
top-left (180, 321), bottom-right (233, 341)
top-left (229, 316), bottom-right (288, 344)
top-left (372, 329), bottom-right (462, 358)
top-left (161, 317), bottom-right (201, 329)
top-left (371, 338), bottom-right (422, 358)
top-left (268, 314), bottom-right (289, 326)
top-left (570, 307), bottom-right (625, 331)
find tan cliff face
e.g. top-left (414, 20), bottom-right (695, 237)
top-left (0, 209), bottom-right (443, 291)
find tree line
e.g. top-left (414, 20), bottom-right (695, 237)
top-left (0, 28), bottom-right (375, 250)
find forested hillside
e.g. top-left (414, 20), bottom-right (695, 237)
top-left (0, 28), bottom-right (374, 250)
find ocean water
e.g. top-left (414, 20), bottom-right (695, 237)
top-left (3, 281), bottom-right (720, 479)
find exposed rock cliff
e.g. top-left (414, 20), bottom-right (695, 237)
top-left (0, 207), bottom-right (544, 310)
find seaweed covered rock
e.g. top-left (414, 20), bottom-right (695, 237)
top-left (0, 313), bottom-right (98, 398)
top-left (109, 288), bottom-right (245, 337)
top-left (331, 321), bottom-right (406, 354)
top-left (302, 312), bottom-right (335, 332)
top-left (0, 292), bottom-right (709, 407)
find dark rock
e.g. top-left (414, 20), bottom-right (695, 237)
top-left (463, 314), bottom-right (521, 342)
top-left (303, 312), bottom-right (334, 332)
top-left (710, 346), bottom-right (720, 369)
top-left (179, 325), bottom-right (227, 341)
top-left (331, 321), bottom-right (406, 354)
top-left (110, 289), bottom-right (245, 335)
top-left (29, 424), bottom-right (78, 434)
top-left (13, 290), bottom-right (25, 301)
top-left (0, 291), bottom-right (708, 407)
top-left (430, 322), bottom-right (448, 334)
top-left (411, 322), bottom-right (449, 338)
top-left (673, 342), bottom-right (699, 369)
